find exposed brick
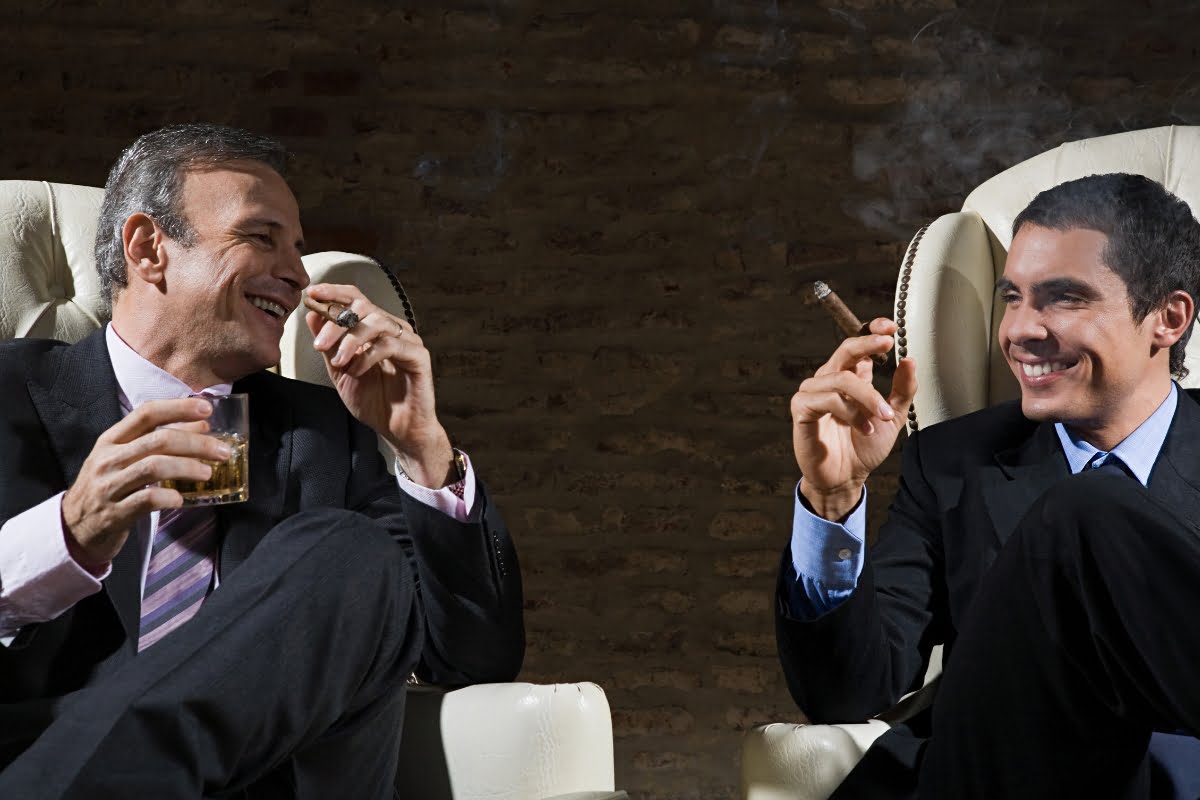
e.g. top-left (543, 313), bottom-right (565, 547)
top-left (631, 750), bottom-right (699, 771)
top-left (712, 665), bottom-right (777, 693)
top-left (717, 590), bottom-right (769, 616)
top-left (600, 629), bottom-right (688, 657)
top-left (613, 707), bottom-right (695, 736)
top-left (713, 551), bottom-right (779, 578)
top-left (825, 77), bottom-right (909, 106)
top-left (613, 669), bottom-right (703, 691)
top-left (267, 106), bottom-right (329, 137)
top-left (303, 69), bottom-right (365, 96)
top-left (708, 511), bottom-right (778, 542)
top-left (520, 507), bottom-right (583, 535)
top-left (713, 632), bottom-right (778, 658)
top-left (725, 704), bottom-right (808, 732)
top-left (553, 549), bottom-right (689, 579)
top-left (253, 69), bottom-right (291, 91)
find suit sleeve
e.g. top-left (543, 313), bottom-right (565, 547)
top-left (343, 419), bottom-right (524, 686)
top-left (775, 431), bottom-right (948, 723)
top-left (396, 487), bottom-right (524, 684)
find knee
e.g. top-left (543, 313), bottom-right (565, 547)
top-left (262, 509), bottom-right (412, 599)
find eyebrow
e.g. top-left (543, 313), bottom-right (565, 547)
top-left (994, 276), bottom-right (1099, 298)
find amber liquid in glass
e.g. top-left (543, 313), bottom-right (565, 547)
top-left (161, 434), bottom-right (249, 505)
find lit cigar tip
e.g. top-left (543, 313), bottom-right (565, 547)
top-left (813, 280), bottom-right (832, 299)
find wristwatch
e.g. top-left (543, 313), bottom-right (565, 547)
top-left (450, 447), bottom-right (467, 483)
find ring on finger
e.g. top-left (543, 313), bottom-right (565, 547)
top-left (334, 306), bottom-right (360, 329)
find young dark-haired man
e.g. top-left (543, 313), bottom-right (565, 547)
top-left (780, 173), bottom-right (1200, 799)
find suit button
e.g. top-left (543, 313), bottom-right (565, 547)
top-left (836, 548), bottom-right (852, 561)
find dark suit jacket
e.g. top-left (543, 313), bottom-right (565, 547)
top-left (0, 330), bottom-right (523, 738)
top-left (776, 387), bottom-right (1200, 791)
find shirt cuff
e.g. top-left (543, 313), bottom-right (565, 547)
top-left (0, 493), bottom-right (109, 639)
top-left (790, 480), bottom-right (866, 585)
top-left (394, 451), bottom-right (476, 523)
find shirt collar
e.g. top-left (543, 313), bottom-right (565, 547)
top-left (105, 323), bottom-right (233, 411)
top-left (1053, 382), bottom-right (1177, 488)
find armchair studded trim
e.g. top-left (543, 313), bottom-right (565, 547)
top-left (375, 259), bottom-right (418, 334)
top-left (896, 222), bottom-right (930, 434)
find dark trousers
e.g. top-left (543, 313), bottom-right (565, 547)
top-left (919, 471), bottom-right (1200, 799)
top-left (0, 508), bottom-right (422, 799)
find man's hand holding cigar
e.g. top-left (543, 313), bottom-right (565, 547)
top-left (304, 283), bottom-right (456, 488)
top-left (789, 282), bottom-right (919, 522)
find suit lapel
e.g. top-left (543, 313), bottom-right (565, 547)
top-left (25, 330), bottom-right (145, 641)
top-left (218, 371), bottom-right (291, 577)
top-left (26, 331), bottom-right (122, 490)
top-left (1146, 388), bottom-right (1200, 528)
top-left (981, 420), bottom-right (1071, 549)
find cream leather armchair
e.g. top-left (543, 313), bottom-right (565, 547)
top-left (741, 125), bottom-right (1200, 799)
top-left (0, 179), bottom-right (623, 800)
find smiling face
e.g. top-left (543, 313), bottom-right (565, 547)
top-left (997, 224), bottom-right (1176, 449)
top-left (135, 160), bottom-right (309, 386)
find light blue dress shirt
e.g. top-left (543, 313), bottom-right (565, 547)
top-left (785, 383), bottom-right (1179, 618)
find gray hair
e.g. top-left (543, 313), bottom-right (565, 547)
top-left (94, 123), bottom-right (290, 307)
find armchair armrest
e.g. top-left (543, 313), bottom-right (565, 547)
top-left (742, 650), bottom-right (943, 799)
top-left (397, 682), bottom-right (617, 800)
top-left (740, 720), bottom-right (891, 800)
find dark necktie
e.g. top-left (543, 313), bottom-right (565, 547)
top-left (1086, 452), bottom-right (1133, 480)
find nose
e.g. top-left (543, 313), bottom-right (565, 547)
top-left (277, 247), bottom-right (310, 293)
top-left (1000, 301), bottom-right (1048, 346)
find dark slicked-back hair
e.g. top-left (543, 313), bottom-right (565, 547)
top-left (1013, 172), bottom-right (1200, 378)
top-left (94, 123), bottom-right (290, 307)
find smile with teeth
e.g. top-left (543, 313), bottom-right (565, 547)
top-left (1021, 361), bottom-right (1069, 377)
top-left (249, 296), bottom-right (287, 319)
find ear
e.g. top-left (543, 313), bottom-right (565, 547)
top-left (122, 213), bottom-right (167, 286)
top-left (1151, 289), bottom-right (1195, 347)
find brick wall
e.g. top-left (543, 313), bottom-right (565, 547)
top-left (4, 1), bottom-right (1199, 796)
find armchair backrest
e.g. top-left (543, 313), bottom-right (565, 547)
top-left (894, 126), bottom-right (1200, 431)
top-left (0, 181), bottom-right (108, 342)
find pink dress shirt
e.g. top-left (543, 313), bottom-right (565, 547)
top-left (0, 324), bottom-right (475, 643)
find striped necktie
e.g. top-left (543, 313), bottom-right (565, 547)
top-left (138, 505), bottom-right (218, 651)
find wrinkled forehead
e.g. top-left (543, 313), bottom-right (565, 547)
top-left (177, 160), bottom-right (300, 228)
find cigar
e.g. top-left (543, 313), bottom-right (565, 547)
top-left (302, 293), bottom-right (360, 329)
top-left (813, 281), bottom-right (890, 367)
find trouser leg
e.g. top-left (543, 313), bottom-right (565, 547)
top-left (1147, 732), bottom-right (1200, 799)
top-left (230, 686), bottom-right (408, 800)
top-left (919, 472), bottom-right (1200, 799)
top-left (0, 508), bottom-right (422, 800)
